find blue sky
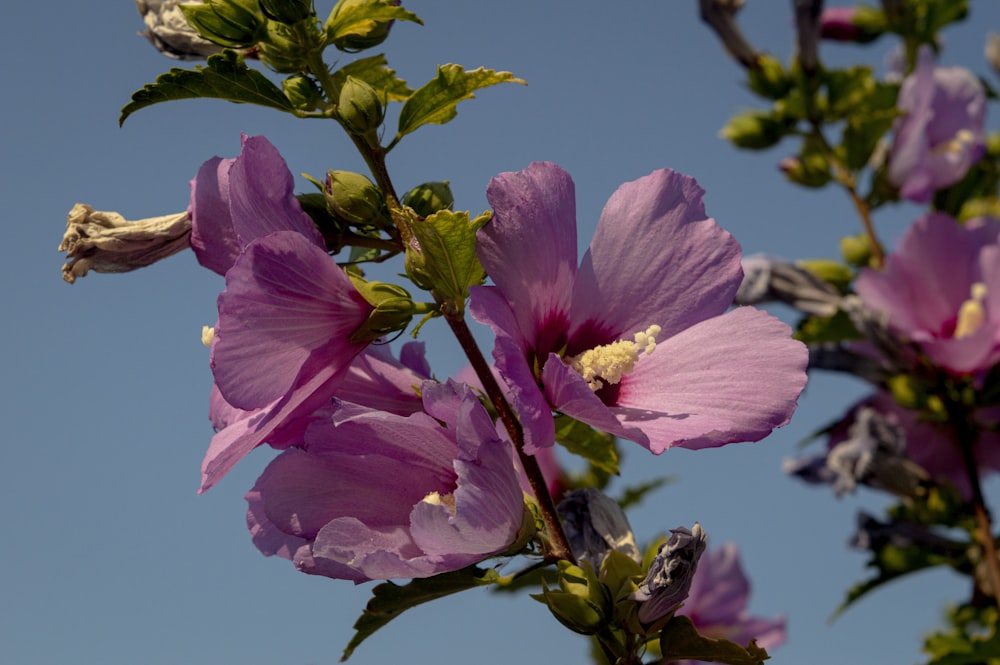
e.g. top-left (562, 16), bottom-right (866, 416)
top-left (5, 2), bottom-right (1000, 664)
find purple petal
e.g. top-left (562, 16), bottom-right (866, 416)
top-left (334, 345), bottom-right (428, 415)
top-left (211, 230), bottom-right (371, 410)
top-left (684, 543), bottom-right (750, 626)
top-left (571, 169), bottom-right (743, 341)
top-left (613, 308), bottom-right (807, 452)
top-left (478, 162), bottom-right (578, 356)
top-left (188, 155), bottom-right (240, 275)
top-left (227, 134), bottom-right (324, 249)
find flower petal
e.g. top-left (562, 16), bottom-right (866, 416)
top-left (571, 169), bottom-right (743, 341)
top-left (212, 230), bottom-right (371, 410)
top-left (188, 155), bottom-right (241, 275)
top-left (613, 308), bottom-right (807, 452)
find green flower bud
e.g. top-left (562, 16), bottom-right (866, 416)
top-left (840, 232), bottom-right (873, 267)
top-left (257, 20), bottom-right (310, 73)
top-left (531, 561), bottom-right (611, 635)
top-left (719, 111), bottom-right (789, 150)
top-left (886, 374), bottom-right (923, 410)
top-left (778, 153), bottom-right (831, 188)
top-left (336, 76), bottom-right (385, 148)
top-left (259, 0), bottom-right (314, 25)
top-left (180, 0), bottom-right (264, 49)
top-left (748, 54), bottom-right (792, 99)
top-left (402, 181), bottom-right (454, 218)
top-left (282, 75), bottom-right (323, 110)
top-left (348, 277), bottom-right (416, 342)
top-left (327, 0), bottom-right (397, 53)
top-left (324, 170), bottom-right (392, 228)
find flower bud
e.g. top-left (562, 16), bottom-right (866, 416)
top-left (747, 54), bottom-right (792, 99)
top-left (840, 232), bottom-right (873, 267)
top-left (259, 0), bottom-right (313, 25)
top-left (256, 21), bottom-right (310, 73)
top-left (720, 112), bottom-right (789, 150)
top-left (532, 561), bottom-right (611, 635)
top-left (282, 75), bottom-right (323, 110)
top-left (631, 524), bottom-right (706, 625)
top-left (347, 277), bottom-right (416, 342)
top-left (558, 489), bottom-right (640, 567)
top-left (820, 6), bottom-right (886, 43)
top-left (402, 181), bottom-right (454, 218)
top-left (324, 170), bottom-right (392, 228)
top-left (336, 76), bottom-right (385, 148)
top-left (778, 153), bottom-right (831, 188)
top-left (327, 0), bottom-right (398, 53)
top-left (180, 0), bottom-right (264, 49)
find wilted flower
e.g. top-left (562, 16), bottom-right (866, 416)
top-left (673, 543), bottom-right (786, 663)
top-left (135, 0), bottom-right (226, 59)
top-left (58, 204), bottom-right (190, 283)
top-left (469, 162), bottom-right (807, 455)
top-left (735, 254), bottom-right (842, 317)
top-left (558, 488), bottom-right (640, 566)
top-left (888, 45), bottom-right (986, 203)
top-left (245, 380), bottom-right (529, 582)
top-left (854, 213), bottom-right (1000, 376)
top-left (632, 524), bottom-right (707, 624)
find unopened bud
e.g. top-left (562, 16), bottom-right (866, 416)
top-left (336, 76), bottom-right (385, 147)
top-left (779, 153), bottom-right (831, 187)
top-left (840, 232), bottom-right (873, 267)
top-left (327, 0), bottom-right (398, 53)
top-left (257, 21), bottom-right (309, 73)
top-left (402, 181), bottom-right (454, 218)
top-left (558, 489), bottom-right (640, 567)
top-left (180, 0), bottom-right (264, 49)
top-left (820, 6), bottom-right (886, 43)
top-left (632, 524), bottom-right (706, 625)
top-left (348, 277), bottom-right (416, 342)
top-left (720, 112), bottom-right (789, 150)
top-left (747, 54), bottom-right (792, 99)
top-left (324, 170), bottom-right (392, 228)
top-left (259, 0), bottom-right (313, 25)
top-left (532, 561), bottom-right (611, 635)
top-left (283, 75), bottom-right (323, 110)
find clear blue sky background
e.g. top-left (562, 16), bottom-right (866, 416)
top-left (5, 2), bottom-right (1000, 664)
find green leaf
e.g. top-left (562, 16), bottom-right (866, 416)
top-left (405, 209), bottom-right (488, 313)
top-left (659, 615), bottom-right (770, 665)
top-left (617, 476), bottom-right (672, 511)
top-left (925, 604), bottom-right (1000, 665)
top-left (342, 566), bottom-right (500, 660)
top-left (396, 64), bottom-right (526, 139)
top-left (332, 54), bottom-right (414, 102)
top-left (119, 50), bottom-right (293, 125)
top-left (554, 413), bottom-right (619, 476)
top-left (793, 309), bottom-right (861, 345)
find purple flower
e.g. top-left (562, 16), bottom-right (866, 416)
top-left (854, 213), bottom-right (1000, 376)
top-left (673, 543), bottom-right (786, 662)
top-left (202, 341), bottom-right (430, 492)
top-left (189, 135), bottom-right (380, 490)
top-left (469, 162), bottom-right (808, 454)
top-left (245, 380), bottom-right (528, 582)
top-left (888, 45), bottom-right (986, 203)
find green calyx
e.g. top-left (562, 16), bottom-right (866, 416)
top-left (348, 276), bottom-right (431, 343)
top-left (337, 76), bottom-right (385, 147)
top-left (324, 170), bottom-right (393, 228)
top-left (181, 0), bottom-right (266, 49)
top-left (532, 561), bottom-right (611, 635)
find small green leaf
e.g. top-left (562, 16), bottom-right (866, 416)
top-left (331, 54), bottom-right (414, 102)
top-left (659, 615), bottom-right (770, 665)
top-left (617, 477), bottom-right (672, 511)
top-left (119, 50), bottom-right (293, 125)
top-left (396, 64), bottom-right (526, 139)
top-left (405, 209), bottom-right (488, 313)
top-left (554, 413), bottom-right (619, 476)
top-left (793, 309), bottom-right (861, 345)
top-left (342, 566), bottom-right (500, 661)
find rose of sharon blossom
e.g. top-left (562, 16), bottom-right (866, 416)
top-left (854, 213), bottom-right (1000, 376)
top-left (469, 162), bottom-right (807, 454)
top-left (245, 380), bottom-right (528, 582)
top-left (672, 543), bottom-right (786, 664)
top-left (190, 135), bottom-right (375, 490)
top-left (888, 45), bottom-right (986, 203)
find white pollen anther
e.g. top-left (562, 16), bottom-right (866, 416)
top-left (954, 282), bottom-right (988, 340)
top-left (569, 325), bottom-right (662, 391)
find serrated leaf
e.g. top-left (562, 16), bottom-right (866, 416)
top-left (342, 566), bottom-right (500, 660)
top-left (659, 615), bottom-right (770, 665)
top-left (332, 54), bottom-right (413, 102)
top-left (554, 413), bottom-right (619, 476)
top-left (119, 50), bottom-right (293, 125)
top-left (407, 209), bottom-right (487, 312)
top-left (396, 64), bottom-right (526, 139)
